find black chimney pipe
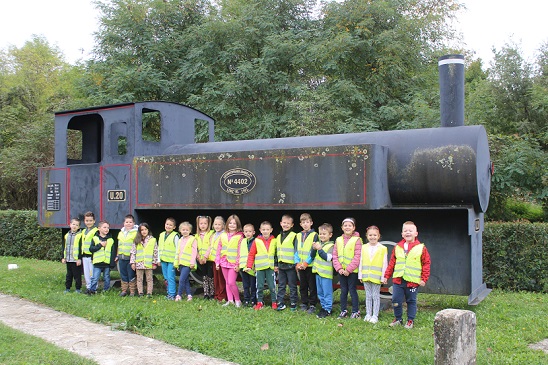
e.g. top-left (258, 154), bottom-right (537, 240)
top-left (438, 54), bottom-right (465, 127)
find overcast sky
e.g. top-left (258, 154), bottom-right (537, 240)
top-left (0, 0), bottom-right (547, 65)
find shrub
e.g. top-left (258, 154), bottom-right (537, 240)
top-left (0, 210), bottom-right (61, 261)
top-left (483, 221), bottom-right (548, 292)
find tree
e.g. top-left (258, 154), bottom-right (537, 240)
top-left (0, 36), bottom-right (80, 209)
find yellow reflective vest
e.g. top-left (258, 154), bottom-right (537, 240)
top-left (209, 232), bottom-right (223, 261)
top-left (117, 227), bottom-right (138, 256)
top-left (135, 237), bottom-right (157, 269)
top-left (296, 231), bottom-right (317, 262)
top-left (335, 236), bottom-right (360, 273)
top-left (158, 231), bottom-right (178, 263)
top-left (239, 238), bottom-right (255, 276)
top-left (63, 231), bottom-right (82, 261)
top-left (92, 236), bottom-right (115, 265)
top-left (360, 243), bottom-right (387, 284)
top-left (82, 227), bottom-right (98, 255)
top-left (277, 232), bottom-right (297, 264)
top-left (312, 242), bottom-right (334, 279)
top-left (393, 244), bottom-right (424, 284)
top-left (220, 232), bottom-right (244, 264)
top-left (175, 236), bottom-right (197, 269)
top-left (254, 237), bottom-right (276, 271)
top-left (196, 230), bottom-right (214, 260)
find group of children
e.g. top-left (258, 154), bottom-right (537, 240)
top-left (62, 212), bottom-right (431, 328)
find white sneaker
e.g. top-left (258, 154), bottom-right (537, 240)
top-left (364, 315), bottom-right (372, 322)
top-left (235, 301), bottom-right (242, 308)
top-left (370, 316), bottom-right (378, 323)
top-left (222, 301), bottom-right (233, 307)
top-left (187, 295), bottom-right (193, 301)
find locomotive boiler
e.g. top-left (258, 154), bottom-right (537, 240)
top-left (38, 55), bottom-right (492, 304)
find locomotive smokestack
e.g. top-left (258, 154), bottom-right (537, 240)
top-left (438, 54), bottom-right (465, 127)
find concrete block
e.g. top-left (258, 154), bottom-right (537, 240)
top-left (434, 309), bottom-right (476, 365)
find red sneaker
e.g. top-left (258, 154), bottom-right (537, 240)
top-left (272, 302), bottom-right (278, 310)
top-left (253, 302), bottom-right (264, 310)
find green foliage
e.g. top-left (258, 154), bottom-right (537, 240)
top-left (486, 134), bottom-right (548, 221)
top-left (0, 211), bottom-right (61, 260)
top-left (1, 256), bottom-right (548, 364)
top-left (504, 199), bottom-right (544, 222)
top-left (483, 222), bottom-right (548, 292)
top-left (0, 36), bottom-right (86, 209)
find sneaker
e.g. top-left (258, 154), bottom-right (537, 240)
top-left (139, 293), bottom-right (144, 298)
top-left (147, 294), bottom-right (152, 298)
top-left (235, 301), bottom-right (242, 308)
top-left (404, 320), bottom-right (414, 329)
top-left (370, 316), bottom-right (379, 324)
top-left (175, 295), bottom-right (182, 302)
top-left (277, 303), bottom-right (286, 311)
top-left (290, 304), bottom-right (297, 311)
top-left (271, 302), bottom-right (278, 310)
top-left (337, 310), bottom-right (348, 319)
top-left (187, 295), bottom-right (193, 301)
top-left (364, 314), bottom-right (372, 322)
top-left (119, 291), bottom-right (127, 297)
top-left (307, 306), bottom-right (316, 314)
top-left (300, 304), bottom-right (308, 311)
top-left (75, 289), bottom-right (81, 294)
top-left (253, 302), bottom-right (264, 310)
top-left (317, 309), bottom-right (327, 319)
top-left (389, 318), bottom-right (403, 327)
top-left (64, 289), bottom-right (70, 294)
top-left (222, 301), bottom-right (233, 307)
top-left (350, 311), bottom-right (361, 319)
top-left (166, 295), bottom-right (175, 300)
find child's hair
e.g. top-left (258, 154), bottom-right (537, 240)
top-left (318, 223), bottom-right (333, 234)
top-left (341, 217), bottom-right (356, 227)
top-left (165, 217), bottom-right (176, 226)
top-left (366, 225), bottom-right (381, 237)
top-left (243, 223), bottom-right (255, 230)
top-left (70, 217), bottom-right (80, 224)
top-left (300, 213), bottom-right (312, 222)
top-left (281, 214), bottom-right (294, 223)
top-left (84, 211), bottom-right (95, 219)
top-left (402, 220), bottom-right (416, 229)
top-left (260, 221), bottom-right (272, 229)
top-left (135, 222), bottom-right (151, 243)
top-left (226, 214), bottom-right (242, 232)
top-left (97, 220), bottom-right (110, 227)
top-left (124, 214), bottom-right (135, 222)
top-left (179, 221), bottom-right (193, 232)
top-left (196, 215), bottom-right (212, 232)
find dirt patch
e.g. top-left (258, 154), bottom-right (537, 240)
top-left (0, 294), bottom-right (236, 365)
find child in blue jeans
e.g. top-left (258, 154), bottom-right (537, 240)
top-left (175, 222), bottom-right (198, 301)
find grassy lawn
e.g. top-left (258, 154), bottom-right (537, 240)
top-left (0, 256), bottom-right (546, 365)
top-left (0, 322), bottom-right (97, 365)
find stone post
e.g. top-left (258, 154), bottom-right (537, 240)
top-left (434, 309), bottom-right (477, 365)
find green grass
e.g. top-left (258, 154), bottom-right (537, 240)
top-left (0, 256), bottom-right (547, 364)
top-left (0, 322), bottom-right (97, 365)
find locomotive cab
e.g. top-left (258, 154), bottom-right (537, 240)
top-left (38, 101), bottom-right (214, 228)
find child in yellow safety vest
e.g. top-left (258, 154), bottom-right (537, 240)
top-left (130, 223), bottom-right (158, 297)
top-left (61, 218), bottom-right (83, 293)
top-left (312, 223), bottom-right (335, 318)
top-left (216, 214), bottom-right (244, 307)
top-left (195, 215), bottom-right (215, 300)
top-left (88, 221), bottom-right (117, 294)
top-left (81, 211), bottom-right (98, 292)
top-left (240, 223), bottom-right (257, 307)
top-left (333, 217), bottom-right (363, 319)
top-left (211, 216), bottom-right (227, 302)
top-left (175, 221), bottom-right (198, 301)
top-left (382, 221), bottom-right (431, 329)
top-left (296, 213), bottom-right (320, 313)
top-left (359, 225), bottom-right (387, 324)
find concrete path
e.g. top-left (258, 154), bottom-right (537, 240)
top-left (0, 294), bottom-right (236, 365)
